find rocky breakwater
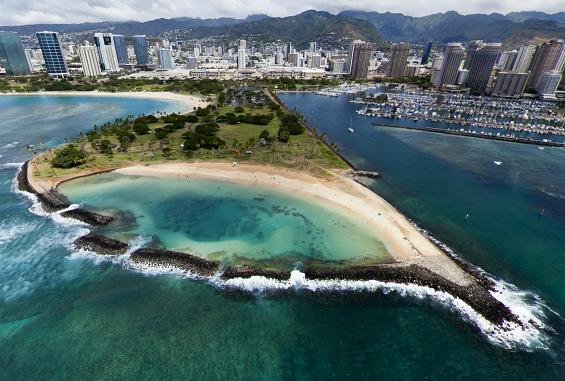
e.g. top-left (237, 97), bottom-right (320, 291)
top-left (73, 233), bottom-right (129, 255)
top-left (130, 247), bottom-right (220, 276)
top-left (220, 263), bottom-right (519, 327)
top-left (17, 161), bottom-right (113, 226)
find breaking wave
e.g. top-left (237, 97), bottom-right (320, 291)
top-left (8, 166), bottom-right (554, 352)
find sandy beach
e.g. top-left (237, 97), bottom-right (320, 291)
top-left (0, 91), bottom-right (208, 113)
top-left (113, 162), bottom-right (474, 286)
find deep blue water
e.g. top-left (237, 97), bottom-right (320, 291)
top-left (0, 94), bottom-right (564, 379)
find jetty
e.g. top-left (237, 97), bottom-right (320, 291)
top-left (373, 123), bottom-right (565, 147)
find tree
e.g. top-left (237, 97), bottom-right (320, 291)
top-left (120, 136), bottom-right (131, 152)
top-left (234, 106), bottom-right (245, 113)
top-left (51, 145), bottom-right (87, 168)
top-left (99, 139), bottom-right (113, 155)
top-left (133, 123), bottom-right (150, 135)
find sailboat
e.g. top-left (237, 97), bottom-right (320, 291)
top-left (348, 118), bottom-right (354, 133)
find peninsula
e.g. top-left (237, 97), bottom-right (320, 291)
top-left (18, 87), bottom-right (519, 327)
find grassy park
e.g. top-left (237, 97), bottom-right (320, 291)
top-left (31, 88), bottom-right (348, 182)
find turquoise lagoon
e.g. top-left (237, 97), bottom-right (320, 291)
top-left (1, 94), bottom-right (564, 380)
top-left (59, 172), bottom-right (390, 267)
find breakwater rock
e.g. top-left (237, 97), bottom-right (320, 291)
top-left (130, 248), bottom-right (220, 276)
top-left (18, 161), bottom-right (114, 225)
top-left (73, 233), bottom-right (128, 255)
top-left (61, 208), bottom-right (113, 226)
top-left (304, 264), bottom-right (517, 326)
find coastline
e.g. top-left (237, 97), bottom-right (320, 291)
top-left (116, 162), bottom-right (474, 286)
top-left (18, 160), bottom-right (519, 325)
top-left (0, 90), bottom-right (208, 113)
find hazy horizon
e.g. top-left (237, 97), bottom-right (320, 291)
top-left (1, 1), bottom-right (564, 26)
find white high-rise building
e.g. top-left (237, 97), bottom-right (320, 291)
top-left (79, 43), bottom-right (102, 77)
top-left (93, 33), bottom-right (120, 73)
top-left (157, 48), bottom-right (175, 70)
top-left (309, 53), bottom-right (322, 68)
top-left (239, 39), bottom-right (246, 50)
top-left (512, 45), bottom-right (536, 73)
top-left (237, 48), bottom-right (246, 69)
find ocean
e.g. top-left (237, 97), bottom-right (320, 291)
top-left (0, 93), bottom-right (564, 380)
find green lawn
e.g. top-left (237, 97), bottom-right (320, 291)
top-left (35, 103), bottom-right (348, 181)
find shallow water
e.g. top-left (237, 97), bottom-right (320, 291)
top-left (59, 172), bottom-right (390, 267)
top-left (0, 94), bottom-right (564, 379)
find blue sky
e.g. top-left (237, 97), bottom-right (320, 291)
top-left (1, 0), bottom-right (563, 25)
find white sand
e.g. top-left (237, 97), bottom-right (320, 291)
top-left (115, 162), bottom-right (475, 286)
top-left (0, 91), bottom-right (208, 113)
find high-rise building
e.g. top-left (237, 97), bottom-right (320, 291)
top-left (112, 34), bottom-right (128, 65)
top-left (492, 71), bottom-right (529, 98)
top-left (0, 31), bottom-right (31, 75)
top-left (93, 33), bottom-right (120, 72)
top-left (527, 40), bottom-right (565, 91)
top-left (157, 48), bottom-right (175, 69)
top-left (309, 41), bottom-right (317, 53)
top-left (237, 49), bottom-right (246, 69)
top-left (430, 56), bottom-right (444, 86)
top-left (24, 49), bottom-right (34, 72)
top-left (274, 51), bottom-right (284, 65)
top-left (386, 42), bottom-right (410, 78)
top-left (421, 41), bottom-right (433, 65)
top-left (349, 41), bottom-right (372, 80)
top-left (78, 43), bottom-right (102, 77)
top-left (535, 70), bottom-right (562, 99)
top-left (463, 40), bottom-right (483, 70)
top-left (404, 64), bottom-right (420, 77)
top-left (498, 50), bottom-right (518, 71)
top-left (466, 43), bottom-right (501, 94)
top-left (435, 43), bottom-right (465, 89)
top-left (512, 45), bottom-right (536, 73)
top-left (288, 51), bottom-right (299, 66)
top-left (132, 35), bottom-right (149, 65)
top-left (309, 53), bottom-right (322, 69)
top-left (239, 39), bottom-right (246, 51)
top-left (36, 31), bottom-right (68, 76)
top-left (285, 42), bottom-right (292, 59)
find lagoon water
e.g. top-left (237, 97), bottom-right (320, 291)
top-left (59, 173), bottom-right (390, 266)
top-left (1, 94), bottom-right (564, 379)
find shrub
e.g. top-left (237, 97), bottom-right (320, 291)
top-left (234, 106), bottom-right (244, 113)
top-left (195, 107), bottom-right (210, 117)
top-left (133, 123), bottom-right (150, 135)
top-left (154, 128), bottom-right (168, 140)
top-left (185, 115), bottom-right (199, 123)
top-left (51, 145), bottom-right (87, 168)
top-left (99, 139), bottom-right (113, 154)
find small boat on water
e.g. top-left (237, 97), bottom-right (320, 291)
top-left (348, 118), bottom-right (354, 133)
top-left (493, 161), bottom-right (502, 166)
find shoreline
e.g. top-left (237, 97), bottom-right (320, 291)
top-left (116, 163), bottom-right (474, 286)
top-left (0, 90), bottom-right (208, 113)
top-left (18, 160), bottom-right (519, 325)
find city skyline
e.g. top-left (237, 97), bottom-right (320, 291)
top-left (1, 1), bottom-right (564, 26)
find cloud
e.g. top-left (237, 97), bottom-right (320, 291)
top-left (0, 0), bottom-right (563, 25)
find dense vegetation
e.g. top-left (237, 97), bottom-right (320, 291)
top-left (0, 76), bottom-right (225, 95)
top-left (51, 145), bottom-right (87, 168)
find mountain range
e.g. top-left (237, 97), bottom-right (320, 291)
top-left (1, 10), bottom-right (564, 47)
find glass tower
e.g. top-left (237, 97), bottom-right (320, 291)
top-left (132, 35), bottom-right (149, 65)
top-left (112, 34), bottom-right (128, 65)
top-left (0, 31), bottom-right (31, 75)
top-left (36, 31), bottom-right (68, 76)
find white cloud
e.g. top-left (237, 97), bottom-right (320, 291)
top-left (0, 0), bottom-right (563, 25)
